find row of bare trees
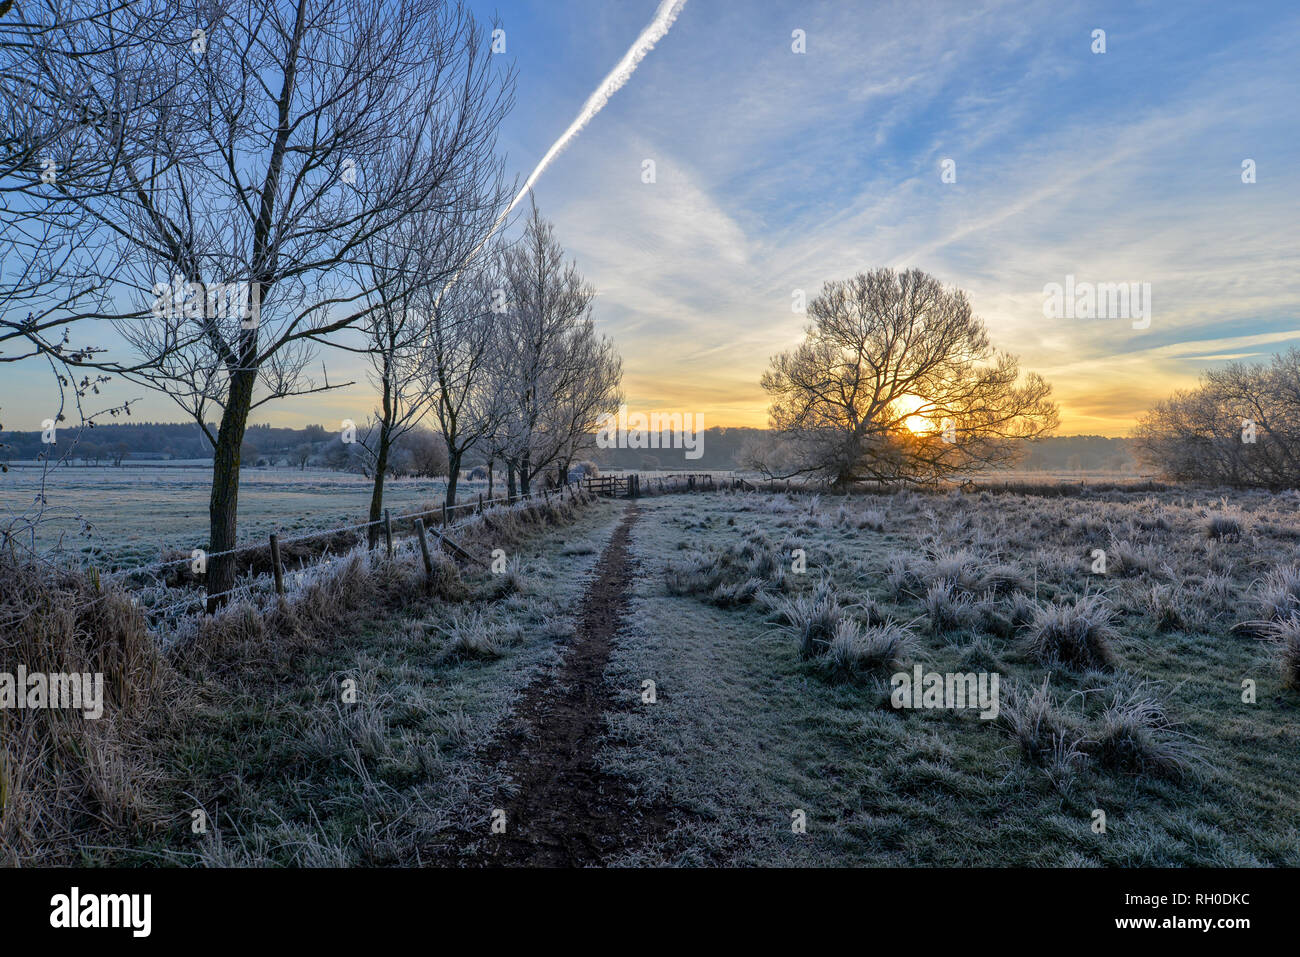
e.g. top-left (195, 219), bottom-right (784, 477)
top-left (1132, 349), bottom-right (1300, 489)
top-left (1, 0), bottom-right (621, 604)
top-left (354, 201), bottom-right (622, 547)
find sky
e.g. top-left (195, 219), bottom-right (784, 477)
top-left (4, 0), bottom-right (1298, 435)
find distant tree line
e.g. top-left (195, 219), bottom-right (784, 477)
top-left (1016, 436), bottom-right (1136, 473)
top-left (3, 419), bottom-right (1141, 475)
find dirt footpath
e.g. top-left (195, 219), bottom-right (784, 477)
top-left (465, 503), bottom-right (674, 866)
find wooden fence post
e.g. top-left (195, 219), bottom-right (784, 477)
top-left (383, 508), bottom-right (393, 558)
top-left (414, 518), bottom-right (433, 582)
top-left (269, 532), bottom-right (285, 596)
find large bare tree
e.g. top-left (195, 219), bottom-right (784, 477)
top-left (752, 267), bottom-right (1058, 486)
top-left (1, 0), bottom-right (186, 411)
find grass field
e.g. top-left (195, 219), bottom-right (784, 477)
top-left (600, 489), bottom-right (1299, 865)
top-left (45, 482), bottom-right (1299, 867)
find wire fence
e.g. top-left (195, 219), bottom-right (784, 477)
top-left (101, 484), bottom-right (565, 582)
top-left (100, 471), bottom-right (735, 619)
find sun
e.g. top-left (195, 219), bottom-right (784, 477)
top-left (893, 394), bottom-right (934, 434)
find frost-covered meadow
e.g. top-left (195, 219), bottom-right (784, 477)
top-left (0, 465), bottom-right (486, 568)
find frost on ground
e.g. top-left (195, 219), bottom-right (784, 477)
top-left (7, 486), bottom-right (1299, 867)
top-left (599, 487), bottom-right (1300, 866)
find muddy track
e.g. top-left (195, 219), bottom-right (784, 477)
top-left (456, 503), bottom-right (674, 866)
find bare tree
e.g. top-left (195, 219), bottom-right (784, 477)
top-left (493, 201), bottom-right (621, 496)
top-left (1133, 348), bottom-right (1300, 488)
top-left (350, 211), bottom-right (442, 546)
top-left (419, 261), bottom-right (496, 506)
top-left (37, 0), bottom-right (513, 605)
top-left (351, 122), bottom-right (511, 529)
top-left (538, 320), bottom-right (622, 487)
top-left (752, 268), bottom-right (1058, 487)
top-left (1, 0), bottom-right (189, 431)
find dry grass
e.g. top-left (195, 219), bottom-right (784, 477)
top-left (2, 487), bottom-right (602, 865)
top-left (818, 618), bottom-right (916, 680)
top-left (1091, 680), bottom-right (1203, 779)
top-left (764, 582), bottom-right (844, 659)
top-left (0, 552), bottom-right (180, 865)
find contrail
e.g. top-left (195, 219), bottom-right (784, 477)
top-left (503, 0), bottom-right (689, 217)
top-left (439, 0), bottom-right (687, 302)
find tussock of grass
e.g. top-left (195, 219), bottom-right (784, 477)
top-left (1091, 681), bottom-right (1202, 779)
top-left (1025, 594), bottom-right (1119, 670)
top-left (924, 579), bottom-right (969, 634)
top-left (818, 619), bottom-right (916, 680)
top-left (765, 582), bottom-right (844, 659)
top-left (710, 577), bottom-right (764, 607)
top-left (1140, 583), bottom-right (1187, 633)
top-left (1204, 513), bottom-right (1245, 540)
top-left (997, 677), bottom-right (1082, 768)
top-left (436, 609), bottom-right (503, 662)
top-left (1258, 564), bottom-right (1300, 622)
top-left (857, 508), bottom-right (887, 531)
top-left (663, 537), bottom-right (786, 607)
top-left (1256, 616), bottom-right (1300, 688)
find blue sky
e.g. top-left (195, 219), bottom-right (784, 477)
top-left (5, 0), bottom-right (1298, 434)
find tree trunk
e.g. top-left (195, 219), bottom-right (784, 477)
top-left (206, 367), bottom-right (257, 612)
top-left (445, 449), bottom-right (462, 507)
top-left (367, 367), bottom-right (394, 548)
top-left (507, 461), bottom-right (517, 500)
top-left (367, 423), bottom-right (391, 549)
top-left (520, 451), bottom-right (530, 495)
top-left (487, 456), bottom-right (495, 499)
